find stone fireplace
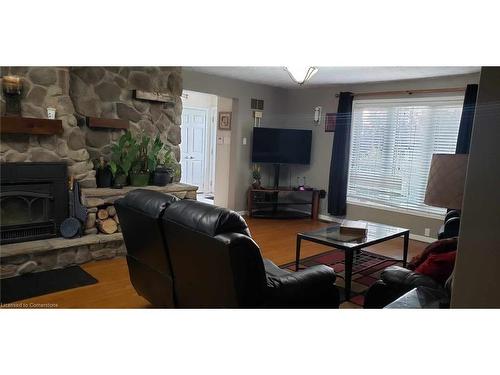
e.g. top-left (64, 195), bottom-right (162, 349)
top-left (0, 67), bottom-right (195, 279)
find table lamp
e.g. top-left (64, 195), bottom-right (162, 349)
top-left (424, 154), bottom-right (469, 210)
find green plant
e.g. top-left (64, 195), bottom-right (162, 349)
top-left (252, 164), bottom-right (261, 181)
top-left (109, 130), bottom-right (138, 178)
top-left (158, 146), bottom-right (176, 170)
top-left (172, 163), bottom-right (181, 181)
top-left (130, 132), bottom-right (150, 174)
top-left (148, 135), bottom-right (164, 172)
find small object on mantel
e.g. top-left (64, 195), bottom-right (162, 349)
top-left (0, 116), bottom-right (63, 135)
top-left (133, 90), bottom-right (175, 104)
top-left (340, 219), bottom-right (368, 236)
top-left (2, 75), bottom-right (23, 116)
top-left (86, 117), bottom-right (129, 130)
top-left (47, 107), bottom-right (56, 119)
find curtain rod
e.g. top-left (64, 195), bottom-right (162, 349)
top-left (334, 87), bottom-right (465, 98)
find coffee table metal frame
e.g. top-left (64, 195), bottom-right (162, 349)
top-left (296, 223), bottom-right (410, 301)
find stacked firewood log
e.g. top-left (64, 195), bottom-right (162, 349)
top-left (85, 204), bottom-right (121, 234)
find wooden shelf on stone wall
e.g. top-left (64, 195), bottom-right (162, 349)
top-left (0, 116), bottom-right (63, 135)
top-left (86, 117), bottom-right (129, 130)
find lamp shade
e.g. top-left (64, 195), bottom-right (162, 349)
top-left (424, 154), bottom-right (468, 210)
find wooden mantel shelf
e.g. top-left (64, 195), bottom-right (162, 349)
top-left (87, 117), bottom-right (129, 130)
top-left (0, 116), bottom-right (63, 135)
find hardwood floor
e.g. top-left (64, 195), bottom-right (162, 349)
top-left (4, 217), bottom-right (426, 309)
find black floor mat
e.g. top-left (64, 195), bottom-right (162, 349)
top-left (1, 266), bottom-right (98, 304)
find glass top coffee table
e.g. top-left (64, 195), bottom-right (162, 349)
top-left (296, 222), bottom-right (410, 301)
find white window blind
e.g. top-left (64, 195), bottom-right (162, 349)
top-left (347, 96), bottom-right (463, 217)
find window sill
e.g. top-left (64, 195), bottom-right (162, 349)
top-left (346, 199), bottom-right (445, 220)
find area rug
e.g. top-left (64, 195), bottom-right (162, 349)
top-left (0, 266), bottom-right (98, 304)
top-left (280, 249), bottom-right (401, 307)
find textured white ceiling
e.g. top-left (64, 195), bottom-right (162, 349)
top-left (185, 66), bottom-right (480, 88)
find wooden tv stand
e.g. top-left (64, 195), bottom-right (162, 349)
top-left (247, 187), bottom-right (320, 220)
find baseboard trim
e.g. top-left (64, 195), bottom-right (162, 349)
top-left (237, 210), bottom-right (249, 216)
top-left (317, 214), bottom-right (436, 243)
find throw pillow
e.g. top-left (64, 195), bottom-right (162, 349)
top-left (407, 237), bottom-right (458, 270)
top-left (415, 251), bottom-right (457, 285)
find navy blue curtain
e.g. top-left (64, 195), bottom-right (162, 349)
top-left (456, 84), bottom-right (478, 154)
top-left (328, 92), bottom-right (354, 216)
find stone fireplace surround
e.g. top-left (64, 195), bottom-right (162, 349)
top-left (0, 67), bottom-right (193, 279)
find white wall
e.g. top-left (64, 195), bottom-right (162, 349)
top-left (451, 67), bottom-right (500, 307)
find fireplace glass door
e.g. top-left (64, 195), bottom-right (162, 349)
top-left (0, 183), bottom-right (55, 244)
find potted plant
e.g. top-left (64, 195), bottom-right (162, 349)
top-left (252, 164), bottom-right (261, 189)
top-left (153, 146), bottom-right (177, 186)
top-left (129, 132), bottom-right (152, 187)
top-left (109, 130), bottom-right (137, 188)
top-left (93, 157), bottom-right (113, 188)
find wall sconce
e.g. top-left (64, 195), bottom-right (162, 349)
top-left (314, 106), bottom-right (322, 125)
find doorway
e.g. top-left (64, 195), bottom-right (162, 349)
top-left (181, 108), bottom-right (208, 188)
top-left (180, 90), bottom-right (218, 203)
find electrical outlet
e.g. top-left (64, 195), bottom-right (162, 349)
top-left (424, 228), bottom-right (430, 236)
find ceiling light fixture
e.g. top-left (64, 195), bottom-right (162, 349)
top-left (284, 66), bottom-right (318, 85)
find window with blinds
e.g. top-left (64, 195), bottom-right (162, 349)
top-left (347, 96), bottom-right (463, 217)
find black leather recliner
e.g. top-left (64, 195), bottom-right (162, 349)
top-left (117, 190), bottom-right (340, 308)
top-left (438, 210), bottom-right (460, 239)
top-left (115, 189), bottom-right (179, 307)
top-left (363, 266), bottom-right (448, 308)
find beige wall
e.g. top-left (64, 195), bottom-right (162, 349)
top-left (281, 73), bottom-right (481, 238)
top-left (451, 67), bottom-right (500, 308)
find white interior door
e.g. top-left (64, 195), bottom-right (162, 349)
top-left (181, 108), bottom-right (207, 190)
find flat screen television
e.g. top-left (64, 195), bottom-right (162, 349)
top-left (252, 127), bottom-right (312, 165)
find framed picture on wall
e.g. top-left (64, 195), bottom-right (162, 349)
top-left (218, 112), bottom-right (232, 130)
top-left (325, 113), bottom-right (337, 132)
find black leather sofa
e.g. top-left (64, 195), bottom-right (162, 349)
top-left (115, 190), bottom-right (340, 308)
top-left (115, 189), bottom-right (179, 307)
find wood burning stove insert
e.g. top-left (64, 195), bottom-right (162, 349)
top-left (0, 162), bottom-right (68, 244)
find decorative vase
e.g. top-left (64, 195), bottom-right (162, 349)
top-left (113, 173), bottom-right (127, 188)
top-left (153, 167), bottom-right (172, 186)
top-left (96, 167), bottom-right (113, 188)
top-left (130, 171), bottom-right (150, 187)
